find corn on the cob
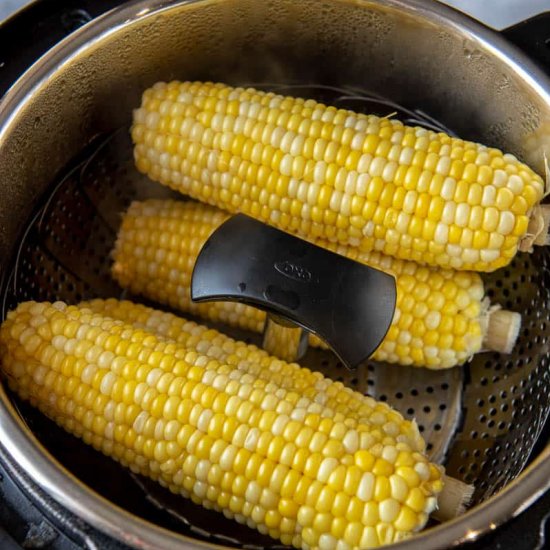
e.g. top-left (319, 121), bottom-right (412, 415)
top-left (112, 199), bottom-right (520, 369)
top-left (131, 80), bottom-right (546, 273)
top-left (0, 301), bottom-right (444, 548)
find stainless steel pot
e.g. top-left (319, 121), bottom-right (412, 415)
top-left (1, 1), bottom-right (550, 548)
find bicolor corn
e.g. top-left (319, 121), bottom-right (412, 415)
top-left (112, 199), bottom-right (520, 369)
top-left (0, 300), bottom-right (444, 549)
top-left (131, 81), bottom-right (546, 273)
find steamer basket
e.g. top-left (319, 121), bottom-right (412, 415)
top-left (1, 1), bottom-right (550, 548)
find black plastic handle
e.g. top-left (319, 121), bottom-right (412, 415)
top-left (191, 214), bottom-right (396, 369)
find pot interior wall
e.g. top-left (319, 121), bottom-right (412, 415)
top-left (1, 0), bottom-right (548, 264)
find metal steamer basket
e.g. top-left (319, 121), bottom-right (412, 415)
top-left (1, 1), bottom-right (550, 549)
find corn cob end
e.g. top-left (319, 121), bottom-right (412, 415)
top-left (482, 309), bottom-right (521, 355)
top-left (432, 475), bottom-right (475, 522)
top-left (519, 204), bottom-right (550, 251)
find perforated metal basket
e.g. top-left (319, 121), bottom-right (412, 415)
top-left (1, 1), bottom-right (550, 549)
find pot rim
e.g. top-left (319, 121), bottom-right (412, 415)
top-left (1, 1), bottom-right (550, 548)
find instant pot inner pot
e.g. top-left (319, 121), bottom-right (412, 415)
top-left (1, 0), bottom-right (549, 547)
